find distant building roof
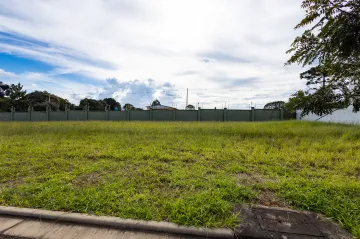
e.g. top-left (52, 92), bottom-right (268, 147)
top-left (147, 104), bottom-right (176, 110)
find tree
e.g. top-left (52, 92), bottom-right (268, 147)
top-left (151, 99), bottom-right (161, 106)
top-left (290, 66), bottom-right (352, 116)
top-left (0, 98), bottom-right (11, 112)
top-left (286, 0), bottom-right (360, 115)
top-left (7, 83), bottom-right (26, 101)
top-left (185, 104), bottom-right (196, 110)
top-left (300, 66), bottom-right (330, 87)
top-left (0, 81), bottom-right (9, 98)
top-left (285, 87), bottom-right (349, 117)
top-left (79, 98), bottom-right (107, 111)
top-left (285, 90), bottom-right (306, 113)
top-left (263, 101), bottom-right (285, 110)
top-left (26, 91), bottom-right (72, 111)
top-left (103, 98), bottom-right (121, 111)
top-left (6, 83), bottom-right (27, 111)
top-left (123, 103), bottom-right (135, 111)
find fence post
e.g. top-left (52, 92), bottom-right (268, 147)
top-left (150, 109), bottom-right (153, 121)
top-left (28, 106), bottom-right (32, 121)
top-left (173, 110), bottom-right (176, 121)
top-left (11, 106), bottom-right (14, 121)
top-left (280, 108), bottom-right (284, 120)
top-left (197, 107), bottom-right (201, 121)
top-left (46, 106), bottom-right (50, 121)
top-left (105, 105), bottom-right (110, 121)
top-left (223, 108), bottom-right (227, 122)
top-left (86, 104), bottom-right (89, 121)
top-left (127, 110), bottom-right (130, 121)
top-left (251, 107), bottom-right (255, 121)
top-left (105, 106), bottom-right (107, 121)
top-left (66, 105), bottom-right (69, 121)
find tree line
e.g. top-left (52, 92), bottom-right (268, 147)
top-left (0, 81), bottom-right (287, 113)
top-left (0, 81), bottom-right (176, 112)
top-left (0, 81), bottom-right (301, 114)
top-left (0, 81), bottom-right (143, 112)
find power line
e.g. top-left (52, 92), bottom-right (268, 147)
top-left (59, 87), bottom-right (295, 95)
top-left (63, 88), bottom-right (290, 97)
top-left (53, 87), bottom-right (294, 110)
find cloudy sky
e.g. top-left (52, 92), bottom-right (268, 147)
top-left (0, 0), bottom-right (306, 109)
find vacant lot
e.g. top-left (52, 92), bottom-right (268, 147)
top-left (0, 121), bottom-right (359, 236)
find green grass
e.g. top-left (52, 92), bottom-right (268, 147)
top-left (0, 121), bottom-right (359, 237)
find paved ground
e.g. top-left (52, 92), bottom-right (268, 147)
top-left (0, 235), bottom-right (29, 239)
top-left (237, 205), bottom-right (354, 239)
top-left (0, 205), bottom-right (355, 239)
top-left (0, 215), bottom-right (195, 239)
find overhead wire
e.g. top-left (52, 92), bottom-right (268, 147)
top-left (54, 87), bottom-right (298, 109)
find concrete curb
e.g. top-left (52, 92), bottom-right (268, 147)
top-left (0, 206), bottom-right (234, 238)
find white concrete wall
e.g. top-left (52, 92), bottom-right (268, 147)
top-left (297, 106), bottom-right (360, 124)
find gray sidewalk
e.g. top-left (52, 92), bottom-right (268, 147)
top-left (0, 205), bottom-right (355, 239)
top-left (0, 215), bottom-right (199, 239)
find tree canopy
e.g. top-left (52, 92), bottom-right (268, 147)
top-left (123, 103), bottom-right (135, 111)
top-left (286, 0), bottom-right (360, 115)
top-left (4, 83), bottom-right (27, 111)
top-left (7, 83), bottom-right (26, 101)
top-left (185, 104), bottom-right (196, 110)
top-left (79, 98), bottom-right (107, 111)
top-left (0, 81), bottom-right (124, 112)
top-left (0, 98), bottom-right (11, 112)
top-left (26, 91), bottom-right (72, 111)
top-left (263, 101), bottom-right (285, 110)
top-left (151, 99), bottom-right (161, 106)
top-left (0, 80), bottom-right (151, 113)
top-left (103, 98), bottom-right (121, 111)
top-left (0, 81), bottom-right (9, 98)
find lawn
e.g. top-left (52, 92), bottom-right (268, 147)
top-left (0, 121), bottom-right (359, 237)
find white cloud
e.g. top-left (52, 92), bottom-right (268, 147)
top-left (0, 0), bottom-right (307, 108)
top-left (0, 68), bottom-right (15, 77)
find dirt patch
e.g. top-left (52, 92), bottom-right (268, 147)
top-left (2, 178), bottom-right (24, 187)
top-left (86, 155), bottom-right (99, 161)
top-left (257, 190), bottom-right (289, 207)
top-left (235, 173), bottom-right (288, 207)
top-left (72, 172), bottom-right (103, 186)
top-left (354, 166), bottom-right (360, 179)
top-left (235, 172), bottom-right (267, 186)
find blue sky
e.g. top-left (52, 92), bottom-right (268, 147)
top-left (0, 0), bottom-right (306, 109)
top-left (0, 54), bottom-right (52, 73)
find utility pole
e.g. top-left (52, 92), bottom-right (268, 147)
top-left (48, 94), bottom-right (51, 112)
top-left (186, 88), bottom-right (188, 107)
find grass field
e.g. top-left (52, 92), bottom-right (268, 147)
top-left (0, 121), bottom-right (359, 237)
